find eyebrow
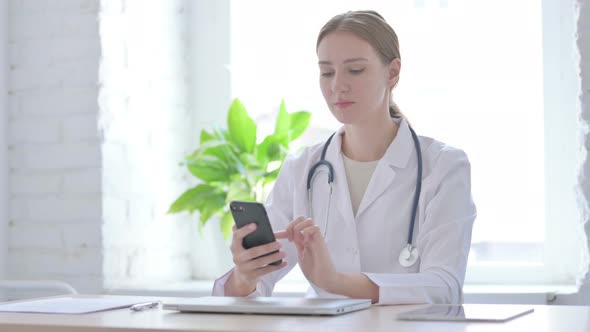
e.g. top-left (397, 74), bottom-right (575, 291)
top-left (318, 57), bottom-right (369, 65)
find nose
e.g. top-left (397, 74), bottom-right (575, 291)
top-left (331, 72), bottom-right (349, 93)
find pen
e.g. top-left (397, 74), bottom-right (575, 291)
top-left (130, 301), bottom-right (161, 312)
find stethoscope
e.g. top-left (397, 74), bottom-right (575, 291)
top-left (306, 125), bottom-right (423, 268)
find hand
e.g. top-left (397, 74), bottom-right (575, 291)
top-left (284, 216), bottom-right (338, 290)
top-left (225, 223), bottom-right (287, 296)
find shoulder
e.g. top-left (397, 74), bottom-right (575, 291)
top-left (282, 141), bottom-right (325, 170)
top-left (418, 135), bottom-right (471, 179)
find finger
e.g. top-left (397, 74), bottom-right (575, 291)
top-left (242, 250), bottom-right (286, 270)
top-left (293, 218), bottom-right (315, 244)
top-left (251, 261), bottom-right (288, 279)
top-left (236, 241), bottom-right (282, 263)
top-left (289, 216), bottom-right (312, 243)
top-left (294, 239), bottom-right (304, 257)
top-left (286, 216), bottom-right (306, 242)
top-left (293, 218), bottom-right (315, 232)
top-left (302, 225), bottom-right (323, 246)
top-left (230, 223), bottom-right (257, 253)
top-left (274, 230), bottom-right (288, 239)
top-left (234, 223), bottom-right (257, 242)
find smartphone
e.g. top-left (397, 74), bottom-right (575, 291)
top-left (229, 200), bottom-right (282, 266)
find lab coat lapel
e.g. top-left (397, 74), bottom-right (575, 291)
top-left (356, 118), bottom-right (414, 217)
top-left (324, 130), bottom-right (356, 226)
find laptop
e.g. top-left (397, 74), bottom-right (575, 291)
top-left (396, 304), bottom-right (534, 322)
top-left (162, 296), bottom-right (371, 316)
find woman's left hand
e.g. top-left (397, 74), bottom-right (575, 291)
top-left (283, 216), bottom-right (338, 290)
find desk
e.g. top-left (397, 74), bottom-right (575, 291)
top-left (0, 295), bottom-right (588, 332)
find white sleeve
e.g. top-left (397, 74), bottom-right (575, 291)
top-left (364, 148), bottom-right (476, 305)
top-left (211, 155), bottom-right (300, 296)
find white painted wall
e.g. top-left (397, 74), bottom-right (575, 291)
top-left (0, 0), bottom-right (8, 280)
top-left (6, 0), bottom-right (103, 294)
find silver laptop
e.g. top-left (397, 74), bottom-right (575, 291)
top-left (162, 296), bottom-right (371, 316)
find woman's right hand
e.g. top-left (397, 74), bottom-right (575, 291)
top-left (224, 223), bottom-right (288, 296)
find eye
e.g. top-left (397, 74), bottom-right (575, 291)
top-left (350, 68), bottom-right (365, 75)
top-left (321, 71), bottom-right (334, 78)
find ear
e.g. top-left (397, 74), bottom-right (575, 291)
top-left (387, 58), bottom-right (401, 88)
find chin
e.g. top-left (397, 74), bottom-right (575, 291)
top-left (330, 109), bottom-right (361, 125)
top-left (332, 112), bottom-right (360, 125)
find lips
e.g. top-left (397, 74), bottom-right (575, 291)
top-left (335, 101), bottom-right (354, 108)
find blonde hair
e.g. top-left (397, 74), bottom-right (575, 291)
top-left (316, 10), bottom-right (403, 119)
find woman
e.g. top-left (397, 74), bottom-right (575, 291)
top-left (212, 10), bottom-right (476, 305)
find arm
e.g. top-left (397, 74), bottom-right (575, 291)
top-left (286, 148), bottom-right (475, 304)
top-left (212, 156), bottom-right (299, 296)
top-left (363, 148), bottom-right (476, 304)
top-left (325, 273), bottom-right (379, 303)
top-left (285, 218), bottom-right (380, 303)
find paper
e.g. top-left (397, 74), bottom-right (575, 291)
top-left (0, 296), bottom-right (157, 314)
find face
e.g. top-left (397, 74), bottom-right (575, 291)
top-left (317, 31), bottom-right (400, 125)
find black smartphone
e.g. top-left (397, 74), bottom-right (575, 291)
top-left (229, 200), bottom-right (282, 266)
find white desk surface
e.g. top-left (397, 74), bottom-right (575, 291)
top-left (0, 294), bottom-right (588, 332)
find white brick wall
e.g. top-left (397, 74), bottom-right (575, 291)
top-left (6, 0), bottom-right (102, 293)
top-left (6, 0), bottom-right (195, 293)
top-left (98, 0), bottom-right (194, 289)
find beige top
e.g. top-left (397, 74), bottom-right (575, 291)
top-left (341, 153), bottom-right (379, 216)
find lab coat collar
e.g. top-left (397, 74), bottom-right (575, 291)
top-left (330, 117), bottom-right (413, 169)
top-left (324, 117), bottom-right (415, 220)
top-left (381, 116), bottom-right (414, 169)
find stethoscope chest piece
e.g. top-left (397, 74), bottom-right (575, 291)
top-left (398, 244), bottom-right (420, 267)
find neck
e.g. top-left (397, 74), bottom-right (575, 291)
top-left (341, 113), bottom-right (399, 162)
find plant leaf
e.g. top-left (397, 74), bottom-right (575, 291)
top-left (168, 184), bottom-right (219, 214)
top-left (274, 99), bottom-right (289, 136)
top-left (220, 212), bottom-right (234, 240)
top-left (198, 191), bottom-right (226, 223)
top-left (200, 129), bottom-right (215, 144)
top-left (187, 140), bottom-right (229, 160)
top-left (187, 155), bottom-right (230, 182)
top-left (227, 179), bottom-right (255, 202)
top-left (256, 132), bottom-right (289, 165)
top-left (239, 153), bottom-right (260, 169)
top-left (255, 136), bottom-right (272, 165)
top-left (288, 111), bottom-right (311, 142)
top-left (191, 140), bottom-right (243, 175)
top-left (227, 98), bottom-right (257, 153)
top-left (267, 142), bottom-right (282, 161)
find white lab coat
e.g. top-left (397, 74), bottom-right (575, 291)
top-left (212, 117), bottom-right (476, 305)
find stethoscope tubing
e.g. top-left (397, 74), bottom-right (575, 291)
top-left (306, 125), bottom-right (423, 265)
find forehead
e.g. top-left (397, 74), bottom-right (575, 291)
top-left (317, 31), bottom-right (378, 64)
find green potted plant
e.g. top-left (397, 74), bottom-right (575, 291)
top-left (168, 98), bottom-right (311, 240)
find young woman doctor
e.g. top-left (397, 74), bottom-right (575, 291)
top-left (212, 10), bottom-right (477, 305)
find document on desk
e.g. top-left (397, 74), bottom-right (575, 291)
top-left (0, 296), bottom-right (158, 314)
